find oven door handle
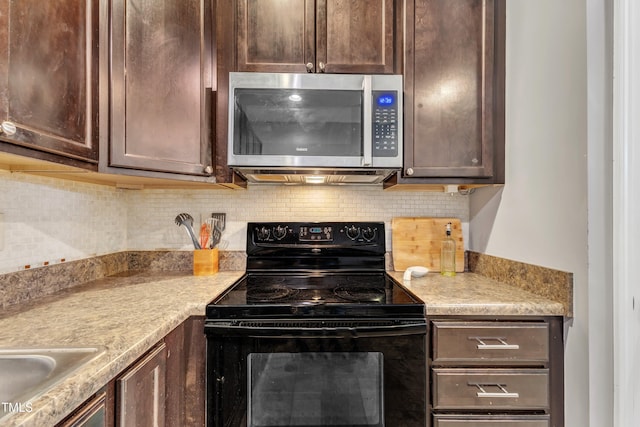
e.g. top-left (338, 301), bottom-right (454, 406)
top-left (205, 322), bottom-right (427, 338)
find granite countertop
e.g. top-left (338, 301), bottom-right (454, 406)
top-left (0, 269), bottom-right (564, 426)
top-left (0, 271), bottom-right (244, 427)
top-left (387, 271), bottom-right (565, 316)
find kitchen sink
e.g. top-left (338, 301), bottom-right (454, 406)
top-left (0, 347), bottom-right (104, 419)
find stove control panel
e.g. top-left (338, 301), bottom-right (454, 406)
top-left (300, 225), bottom-right (333, 241)
top-left (249, 222), bottom-right (385, 246)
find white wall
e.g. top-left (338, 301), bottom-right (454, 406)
top-left (469, 1), bottom-right (591, 426)
top-left (587, 0), bottom-right (614, 425)
top-left (613, 0), bottom-right (640, 424)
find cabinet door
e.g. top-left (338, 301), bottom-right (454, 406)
top-left (117, 343), bottom-right (167, 427)
top-left (0, 0), bottom-right (99, 162)
top-left (236, 0), bottom-right (315, 72)
top-left (58, 391), bottom-right (109, 427)
top-left (318, 0), bottom-right (397, 74)
top-left (404, 0), bottom-right (502, 179)
top-left (165, 317), bottom-right (206, 427)
top-left (235, 0), bottom-right (398, 74)
top-left (110, 0), bottom-right (214, 176)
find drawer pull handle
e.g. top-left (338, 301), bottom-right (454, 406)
top-left (470, 383), bottom-right (520, 399)
top-left (471, 336), bottom-right (520, 350)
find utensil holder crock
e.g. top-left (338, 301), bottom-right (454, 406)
top-left (193, 248), bottom-right (219, 276)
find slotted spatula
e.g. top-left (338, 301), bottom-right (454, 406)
top-left (211, 213), bottom-right (226, 232)
top-left (210, 220), bottom-right (223, 249)
top-left (175, 213), bottom-right (201, 249)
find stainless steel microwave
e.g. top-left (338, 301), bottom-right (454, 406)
top-left (227, 72), bottom-right (403, 184)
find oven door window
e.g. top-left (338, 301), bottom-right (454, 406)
top-left (233, 89), bottom-right (363, 157)
top-left (247, 352), bottom-right (383, 427)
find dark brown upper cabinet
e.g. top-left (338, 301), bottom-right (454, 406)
top-left (400, 0), bottom-right (505, 184)
top-left (0, 0), bottom-right (99, 165)
top-left (235, 0), bottom-right (400, 74)
top-left (107, 0), bottom-right (215, 177)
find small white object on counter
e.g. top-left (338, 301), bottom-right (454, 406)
top-left (403, 266), bottom-right (429, 281)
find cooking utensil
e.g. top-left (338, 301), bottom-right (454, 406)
top-left (211, 213), bottom-right (226, 232)
top-left (202, 218), bottom-right (216, 249)
top-left (391, 217), bottom-right (464, 272)
top-left (199, 222), bottom-right (211, 250)
top-left (175, 213), bottom-right (202, 249)
top-left (204, 216), bottom-right (224, 249)
top-left (210, 222), bottom-right (223, 249)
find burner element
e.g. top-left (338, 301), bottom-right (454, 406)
top-left (334, 286), bottom-right (386, 303)
top-left (246, 285), bottom-right (300, 303)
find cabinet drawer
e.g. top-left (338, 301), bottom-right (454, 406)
top-left (432, 368), bottom-right (549, 411)
top-left (433, 414), bottom-right (550, 427)
top-left (432, 321), bottom-right (549, 365)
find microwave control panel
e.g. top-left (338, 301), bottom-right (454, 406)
top-left (372, 91), bottom-right (399, 157)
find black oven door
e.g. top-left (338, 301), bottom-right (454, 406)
top-left (205, 320), bottom-right (427, 427)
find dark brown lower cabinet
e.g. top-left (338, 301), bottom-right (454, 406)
top-left (165, 317), bottom-right (207, 427)
top-left (57, 317), bottom-right (206, 427)
top-left (429, 317), bottom-right (564, 427)
top-left (117, 343), bottom-right (167, 427)
top-left (57, 386), bottom-right (114, 427)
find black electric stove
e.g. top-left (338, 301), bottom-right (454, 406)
top-left (205, 222), bottom-right (427, 427)
top-left (206, 221), bottom-right (425, 320)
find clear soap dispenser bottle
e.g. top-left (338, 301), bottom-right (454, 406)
top-left (440, 222), bottom-right (456, 276)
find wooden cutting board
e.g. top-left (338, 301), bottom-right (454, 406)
top-left (391, 217), bottom-right (464, 272)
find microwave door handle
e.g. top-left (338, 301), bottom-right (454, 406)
top-left (362, 75), bottom-right (373, 166)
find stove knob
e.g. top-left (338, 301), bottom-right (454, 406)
top-left (273, 225), bottom-right (288, 240)
top-left (345, 225), bottom-right (360, 240)
top-left (256, 226), bottom-right (271, 241)
top-left (361, 226), bottom-right (377, 241)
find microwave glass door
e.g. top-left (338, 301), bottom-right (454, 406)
top-left (233, 89), bottom-right (363, 157)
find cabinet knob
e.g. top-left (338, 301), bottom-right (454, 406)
top-left (405, 168), bottom-right (414, 176)
top-left (306, 62), bottom-right (314, 72)
top-left (203, 165), bottom-right (213, 175)
top-left (318, 62), bottom-right (326, 72)
top-left (0, 121), bottom-right (17, 136)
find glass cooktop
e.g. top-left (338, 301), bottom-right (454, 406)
top-left (207, 272), bottom-right (425, 319)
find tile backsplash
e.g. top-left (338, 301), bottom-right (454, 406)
top-left (1, 171), bottom-right (469, 274)
top-left (0, 170), bottom-right (127, 274)
top-left (125, 185), bottom-right (470, 251)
